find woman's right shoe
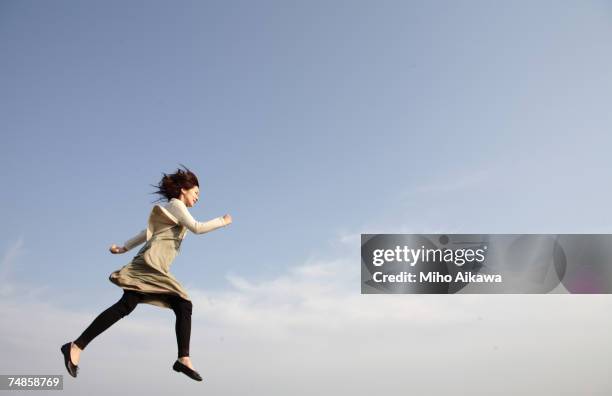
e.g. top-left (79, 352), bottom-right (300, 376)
top-left (172, 360), bottom-right (203, 381)
top-left (60, 342), bottom-right (78, 378)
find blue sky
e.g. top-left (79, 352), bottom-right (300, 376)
top-left (1, 1), bottom-right (612, 394)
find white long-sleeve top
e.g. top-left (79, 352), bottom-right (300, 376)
top-left (123, 198), bottom-right (226, 251)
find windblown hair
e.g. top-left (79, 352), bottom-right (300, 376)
top-left (151, 164), bottom-right (200, 203)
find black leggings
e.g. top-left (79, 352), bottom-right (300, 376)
top-left (74, 290), bottom-right (193, 358)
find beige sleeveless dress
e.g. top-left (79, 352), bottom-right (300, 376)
top-left (108, 201), bottom-right (226, 309)
top-left (109, 224), bottom-right (188, 308)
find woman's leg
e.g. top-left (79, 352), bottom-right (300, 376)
top-left (168, 295), bottom-right (193, 359)
top-left (73, 290), bottom-right (144, 351)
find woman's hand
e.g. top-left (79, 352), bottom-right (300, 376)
top-left (109, 244), bottom-right (128, 254)
top-left (223, 214), bottom-right (233, 225)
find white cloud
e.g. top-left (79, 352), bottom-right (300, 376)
top-left (1, 232), bottom-right (612, 395)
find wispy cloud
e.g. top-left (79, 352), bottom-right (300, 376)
top-left (1, 230), bottom-right (611, 395)
top-left (407, 168), bottom-right (493, 195)
top-left (0, 237), bottom-right (24, 297)
top-left (187, 257), bottom-right (472, 340)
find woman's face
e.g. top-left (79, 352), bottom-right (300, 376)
top-left (180, 186), bottom-right (200, 207)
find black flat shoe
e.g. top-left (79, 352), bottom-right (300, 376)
top-left (60, 342), bottom-right (78, 378)
top-left (172, 360), bottom-right (203, 381)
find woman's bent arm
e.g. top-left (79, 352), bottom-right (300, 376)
top-left (171, 201), bottom-right (227, 234)
top-left (123, 229), bottom-right (147, 251)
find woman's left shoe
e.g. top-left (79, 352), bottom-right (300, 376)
top-left (172, 360), bottom-right (203, 381)
top-left (60, 342), bottom-right (78, 378)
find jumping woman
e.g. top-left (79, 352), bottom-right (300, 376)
top-left (61, 165), bottom-right (232, 381)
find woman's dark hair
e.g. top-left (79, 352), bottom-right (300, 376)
top-left (151, 164), bottom-right (199, 203)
